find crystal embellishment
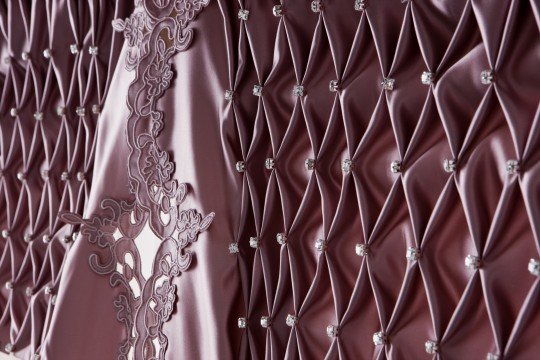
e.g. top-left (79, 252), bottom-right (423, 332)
top-left (88, 45), bottom-right (99, 56)
top-left (305, 158), bottom-right (315, 171)
top-left (21, 51), bottom-right (30, 61)
top-left (465, 254), bottom-right (481, 270)
top-left (528, 258), bottom-right (540, 276)
top-left (4, 343), bottom-right (13, 353)
top-left (276, 233), bottom-right (287, 245)
top-left (5, 281), bottom-right (13, 290)
top-left (61, 171), bottom-right (70, 181)
top-left (444, 159), bottom-right (456, 173)
top-left (253, 85), bottom-right (263, 97)
top-left (326, 325), bottom-right (338, 338)
top-left (1, 230), bottom-right (9, 238)
top-left (261, 316), bottom-right (271, 328)
top-left (311, 0), bottom-right (323, 12)
top-left (92, 104), bottom-right (101, 114)
top-left (355, 243), bottom-right (369, 257)
top-left (70, 44), bottom-right (79, 54)
top-left (486, 353), bottom-right (500, 360)
top-left (293, 85), bottom-right (305, 97)
top-left (236, 161), bottom-right (246, 172)
top-left (425, 340), bottom-right (439, 354)
top-left (17, 172), bottom-right (26, 181)
top-left (77, 172), bottom-right (86, 181)
top-left (43, 48), bottom-right (52, 59)
top-left (56, 106), bottom-right (66, 116)
top-left (406, 247), bottom-right (421, 261)
top-left (329, 80), bottom-right (340, 92)
top-left (42, 234), bottom-right (51, 243)
top-left (63, 235), bottom-right (72, 244)
top-left (373, 331), bottom-right (386, 346)
top-left (481, 69), bottom-right (494, 85)
top-left (286, 314), bottom-right (297, 327)
top-left (354, 0), bottom-right (366, 11)
top-left (24, 233), bottom-right (33, 243)
top-left (224, 90), bottom-right (234, 101)
top-left (238, 9), bottom-right (250, 21)
top-left (44, 286), bottom-right (53, 295)
top-left (10, 108), bottom-right (18, 117)
top-left (265, 158), bottom-right (275, 170)
top-left (381, 77), bottom-right (395, 91)
top-left (342, 159), bottom-right (352, 173)
top-left (76, 106), bottom-right (86, 117)
top-left (25, 286), bottom-right (33, 297)
top-left (421, 71), bottom-right (434, 85)
top-left (34, 111), bottom-right (44, 121)
top-left (229, 242), bottom-right (239, 254)
top-left (249, 236), bottom-right (259, 249)
top-left (315, 238), bottom-right (326, 252)
top-left (506, 159), bottom-right (519, 174)
top-left (238, 317), bottom-right (247, 328)
top-left (273, 5), bottom-right (284, 16)
top-left (390, 160), bottom-right (401, 173)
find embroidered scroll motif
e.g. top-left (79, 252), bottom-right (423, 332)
top-left (61, 1), bottom-right (212, 359)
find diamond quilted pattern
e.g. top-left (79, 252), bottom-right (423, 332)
top-left (224, 0), bottom-right (540, 359)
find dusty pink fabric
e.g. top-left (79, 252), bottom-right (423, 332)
top-left (1, 0), bottom-right (540, 359)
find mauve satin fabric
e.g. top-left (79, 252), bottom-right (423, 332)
top-left (1, 0), bottom-right (540, 359)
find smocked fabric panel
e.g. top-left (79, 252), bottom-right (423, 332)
top-left (224, 0), bottom-right (540, 359)
top-left (0, 1), bottom-right (132, 358)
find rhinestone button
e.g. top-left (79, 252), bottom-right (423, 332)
top-left (506, 159), bottom-right (519, 174)
top-left (265, 158), bottom-right (275, 170)
top-left (326, 325), bottom-right (338, 338)
top-left (88, 45), bottom-right (99, 56)
top-left (56, 106), bottom-right (66, 116)
top-left (238, 9), bottom-right (250, 21)
top-left (373, 331), bottom-right (386, 345)
top-left (236, 161), bottom-right (246, 173)
top-left (249, 236), bottom-right (259, 249)
top-left (481, 69), bottom-right (494, 85)
top-left (21, 51), bottom-right (30, 61)
top-left (381, 77), bottom-right (395, 91)
top-left (305, 158), bottom-right (315, 171)
top-left (229, 242), bottom-right (239, 254)
top-left (70, 44), bottom-right (79, 54)
top-left (34, 111), bottom-right (44, 121)
top-left (355, 243), bottom-right (369, 257)
top-left (253, 85), bottom-right (263, 97)
top-left (528, 258), bottom-right (540, 276)
top-left (261, 316), bottom-right (271, 328)
top-left (10, 108), bottom-right (18, 117)
top-left (315, 238), bottom-right (326, 252)
top-left (329, 80), bottom-right (340, 92)
top-left (406, 247), bottom-right (420, 261)
top-left (342, 159), bottom-right (352, 173)
top-left (465, 254), bottom-right (481, 270)
top-left (390, 160), bottom-right (401, 173)
top-left (238, 317), bottom-right (247, 328)
top-left (425, 340), bottom-right (438, 354)
top-left (421, 71), bottom-right (434, 85)
top-left (273, 5), bottom-right (284, 16)
top-left (276, 233), bottom-right (287, 245)
top-left (76, 106), bottom-right (86, 117)
top-left (224, 90), bottom-right (234, 101)
top-left (293, 85), bottom-right (305, 97)
top-left (354, 0), bottom-right (366, 11)
top-left (311, 0), bottom-right (323, 12)
top-left (5, 281), bottom-right (13, 290)
top-left (43, 48), bottom-right (52, 59)
top-left (286, 314), bottom-right (297, 327)
top-left (444, 159), bottom-right (456, 173)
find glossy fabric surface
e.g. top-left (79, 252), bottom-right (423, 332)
top-left (2, 0), bottom-right (540, 359)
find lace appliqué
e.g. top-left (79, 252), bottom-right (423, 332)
top-left (61, 1), bottom-right (212, 359)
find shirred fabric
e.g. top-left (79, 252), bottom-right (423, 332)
top-left (1, 0), bottom-right (540, 359)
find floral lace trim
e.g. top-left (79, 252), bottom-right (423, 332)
top-left (61, 1), bottom-right (212, 359)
